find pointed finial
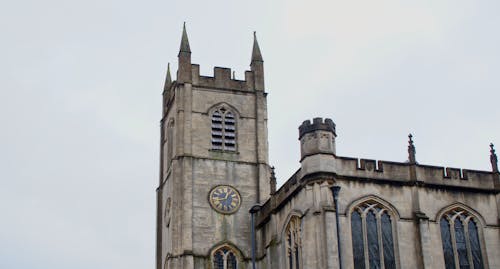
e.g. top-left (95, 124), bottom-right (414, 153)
top-left (408, 133), bottom-right (417, 164)
top-left (490, 143), bottom-right (498, 173)
top-left (251, 31), bottom-right (263, 62)
top-left (163, 63), bottom-right (172, 92)
top-left (179, 22), bottom-right (191, 53)
top-left (270, 166), bottom-right (277, 195)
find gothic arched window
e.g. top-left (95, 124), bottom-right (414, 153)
top-left (162, 119), bottom-right (175, 172)
top-left (211, 107), bottom-right (236, 151)
top-left (285, 216), bottom-right (301, 269)
top-left (440, 208), bottom-right (485, 269)
top-left (166, 119), bottom-right (174, 167)
top-left (212, 246), bottom-right (238, 269)
top-left (350, 201), bottom-right (397, 269)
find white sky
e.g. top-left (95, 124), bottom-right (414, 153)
top-left (1, 0), bottom-right (499, 268)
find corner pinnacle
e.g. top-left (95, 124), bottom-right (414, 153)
top-left (164, 63), bottom-right (172, 92)
top-left (251, 31), bottom-right (263, 62)
top-left (490, 143), bottom-right (498, 173)
top-left (408, 134), bottom-right (417, 164)
top-left (179, 22), bottom-right (191, 53)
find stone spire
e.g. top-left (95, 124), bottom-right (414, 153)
top-left (177, 22), bottom-right (192, 83)
top-left (251, 31), bottom-right (263, 63)
top-left (270, 166), bottom-right (277, 195)
top-left (408, 134), bottom-right (417, 164)
top-left (163, 63), bottom-right (172, 92)
top-left (250, 31), bottom-right (264, 91)
top-left (179, 22), bottom-right (191, 54)
top-left (490, 143), bottom-right (498, 173)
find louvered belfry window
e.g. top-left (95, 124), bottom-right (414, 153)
top-left (211, 107), bottom-right (236, 151)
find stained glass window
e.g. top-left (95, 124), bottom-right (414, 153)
top-left (351, 211), bottom-right (365, 269)
top-left (440, 208), bottom-right (485, 269)
top-left (211, 107), bottom-right (236, 151)
top-left (454, 220), bottom-right (469, 269)
top-left (367, 211), bottom-right (380, 269)
top-left (382, 214), bottom-right (396, 269)
top-left (285, 216), bottom-right (301, 269)
top-left (468, 221), bottom-right (484, 269)
top-left (212, 246), bottom-right (238, 269)
top-left (350, 200), bottom-right (397, 269)
top-left (440, 218), bottom-right (455, 269)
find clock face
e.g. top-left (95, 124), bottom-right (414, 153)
top-left (209, 185), bottom-right (241, 214)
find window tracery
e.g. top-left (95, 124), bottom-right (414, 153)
top-left (212, 246), bottom-right (238, 269)
top-left (440, 208), bottom-right (484, 269)
top-left (350, 200), bottom-right (397, 269)
top-left (211, 107), bottom-right (236, 151)
top-left (285, 216), bottom-right (301, 269)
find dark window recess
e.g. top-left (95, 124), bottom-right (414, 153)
top-left (468, 221), bottom-right (484, 269)
top-left (286, 216), bottom-right (301, 269)
top-left (350, 202), bottom-right (396, 269)
top-left (440, 209), bottom-right (485, 269)
top-left (351, 211), bottom-right (365, 269)
top-left (441, 219), bottom-right (456, 269)
top-left (213, 247), bottom-right (238, 269)
top-left (367, 211), bottom-right (380, 269)
top-left (382, 213), bottom-right (396, 269)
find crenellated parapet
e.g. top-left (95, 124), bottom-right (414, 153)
top-left (162, 24), bottom-right (266, 118)
top-left (174, 24), bottom-right (264, 92)
top-left (330, 157), bottom-right (498, 191)
top-left (299, 118), bottom-right (337, 160)
top-left (255, 154), bottom-right (499, 227)
top-left (296, 117), bottom-right (499, 192)
top-left (299, 117), bottom-right (336, 139)
top-left (190, 65), bottom-right (259, 92)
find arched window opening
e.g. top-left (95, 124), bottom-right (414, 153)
top-left (285, 216), bottom-right (301, 269)
top-left (211, 107), bottom-right (236, 151)
top-left (163, 119), bottom-right (174, 170)
top-left (440, 209), bottom-right (484, 269)
top-left (167, 120), bottom-right (174, 167)
top-left (212, 246), bottom-right (238, 269)
top-left (350, 201), bottom-right (397, 269)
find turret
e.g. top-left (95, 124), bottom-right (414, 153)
top-left (250, 32), bottom-right (264, 91)
top-left (177, 22), bottom-right (192, 83)
top-left (299, 117), bottom-right (337, 160)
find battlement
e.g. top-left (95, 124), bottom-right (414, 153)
top-left (255, 154), bottom-right (499, 227)
top-left (187, 64), bottom-right (258, 92)
top-left (169, 26), bottom-right (265, 93)
top-left (299, 118), bottom-right (336, 139)
top-left (296, 117), bottom-right (498, 191)
top-left (299, 154), bottom-right (499, 191)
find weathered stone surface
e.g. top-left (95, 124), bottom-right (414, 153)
top-left (157, 30), bottom-right (500, 269)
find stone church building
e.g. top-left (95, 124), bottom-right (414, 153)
top-left (156, 25), bottom-right (500, 269)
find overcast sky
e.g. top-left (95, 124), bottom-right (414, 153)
top-left (1, 1), bottom-right (499, 268)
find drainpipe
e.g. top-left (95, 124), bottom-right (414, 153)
top-left (330, 186), bottom-right (342, 269)
top-left (249, 204), bottom-right (261, 269)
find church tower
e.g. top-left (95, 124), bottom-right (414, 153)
top-left (156, 24), bottom-right (271, 269)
